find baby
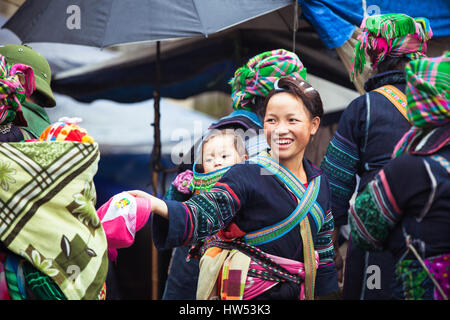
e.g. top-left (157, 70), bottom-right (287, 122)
top-left (172, 128), bottom-right (248, 198)
top-left (157, 128), bottom-right (249, 299)
top-left (201, 129), bottom-right (248, 173)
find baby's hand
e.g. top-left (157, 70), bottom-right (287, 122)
top-left (127, 190), bottom-right (168, 219)
top-left (96, 191), bottom-right (151, 254)
top-left (127, 190), bottom-right (153, 199)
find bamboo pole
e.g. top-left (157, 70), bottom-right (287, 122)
top-left (150, 41), bottom-right (162, 300)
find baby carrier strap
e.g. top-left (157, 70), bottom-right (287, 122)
top-left (246, 155), bottom-right (324, 299)
top-left (247, 155), bottom-right (325, 238)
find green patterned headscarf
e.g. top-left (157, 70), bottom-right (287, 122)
top-left (350, 13), bottom-right (433, 80)
top-left (393, 52), bottom-right (450, 157)
top-left (229, 49), bottom-right (307, 111)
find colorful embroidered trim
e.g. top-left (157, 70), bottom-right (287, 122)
top-left (248, 155), bottom-right (325, 233)
top-left (191, 164), bottom-right (230, 194)
top-left (299, 217), bottom-right (317, 299)
top-left (373, 85), bottom-right (408, 120)
top-left (243, 172), bottom-right (320, 246)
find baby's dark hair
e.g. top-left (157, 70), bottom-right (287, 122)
top-left (262, 76), bottom-right (324, 119)
top-left (194, 129), bottom-right (248, 173)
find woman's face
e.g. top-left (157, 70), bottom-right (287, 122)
top-left (264, 92), bottom-right (320, 166)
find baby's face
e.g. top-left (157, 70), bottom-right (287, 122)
top-left (202, 134), bottom-right (244, 173)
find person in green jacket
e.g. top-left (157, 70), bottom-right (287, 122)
top-left (0, 44), bottom-right (55, 139)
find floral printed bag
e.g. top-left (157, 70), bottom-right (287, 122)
top-left (0, 141), bottom-right (108, 299)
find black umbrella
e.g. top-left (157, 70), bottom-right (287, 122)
top-left (3, 0), bottom-right (294, 47)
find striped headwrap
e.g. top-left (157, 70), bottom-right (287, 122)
top-left (0, 54), bottom-right (35, 126)
top-left (350, 13), bottom-right (433, 80)
top-left (392, 52), bottom-right (450, 158)
top-left (229, 49), bottom-right (307, 111)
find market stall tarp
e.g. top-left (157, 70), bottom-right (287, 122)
top-left (300, 0), bottom-right (450, 49)
top-left (52, 28), bottom-right (355, 102)
top-left (46, 93), bottom-right (217, 155)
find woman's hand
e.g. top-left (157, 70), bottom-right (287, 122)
top-left (127, 190), bottom-right (169, 219)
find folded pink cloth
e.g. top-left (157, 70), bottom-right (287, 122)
top-left (97, 192), bottom-right (151, 259)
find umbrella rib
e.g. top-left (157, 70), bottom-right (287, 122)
top-left (100, 0), bottom-right (115, 48)
top-left (212, 3), bottom-right (295, 35)
top-left (192, 0), bottom-right (208, 37)
top-left (22, 0), bottom-right (53, 44)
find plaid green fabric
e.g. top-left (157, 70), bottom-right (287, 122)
top-left (404, 52), bottom-right (450, 127)
top-left (229, 49), bottom-right (307, 111)
top-left (393, 52), bottom-right (450, 157)
top-left (351, 13), bottom-right (433, 80)
top-left (0, 141), bottom-right (108, 300)
top-left (23, 262), bottom-right (66, 300)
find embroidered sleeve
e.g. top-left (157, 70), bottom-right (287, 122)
top-left (314, 204), bottom-right (339, 296)
top-left (181, 181), bottom-right (242, 244)
top-left (320, 100), bottom-right (363, 227)
top-left (152, 164), bottom-right (249, 250)
top-left (349, 168), bottom-right (403, 251)
top-left (152, 180), bottom-right (243, 250)
top-left (314, 209), bottom-right (335, 267)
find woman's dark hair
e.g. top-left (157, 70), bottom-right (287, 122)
top-left (376, 56), bottom-right (411, 74)
top-left (248, 96), bottom-right (266, 120)
top-left (262, 76), bottom-right (323, 119)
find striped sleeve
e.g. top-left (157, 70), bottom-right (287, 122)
top-left (152, 181), bottom-right (243, 250)
top-left (321, 131), bottom-right (360, 227)
top-left (314, 209), bottom-right (335, 267)
top-left (181, 182), bottom-right (242, 244)
top-left (349, 168), bottom-right (403, 251)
